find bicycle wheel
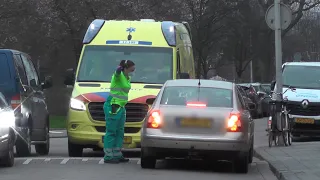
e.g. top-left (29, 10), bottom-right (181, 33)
top-left (288, 118), bottom-right (293, 146)
top-left (274, 135), bottom-right (279, 146)
top-left (268, 131), bottom-right (273, 147)
top-left (283, 131), bottom-right (289, 146)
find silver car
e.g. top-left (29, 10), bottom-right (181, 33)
top-left (141, 79), bottom-right (255, 173)
top-left (0, 92), bottom-right (16, 167)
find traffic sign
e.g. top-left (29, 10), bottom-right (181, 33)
top-left (265, 3), bottom-right (293, 30)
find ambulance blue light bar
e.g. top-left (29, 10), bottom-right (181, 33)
top-left (161, 21), bottom-right (176, 46)
top-left (83, 19), bottom-right (105, 44)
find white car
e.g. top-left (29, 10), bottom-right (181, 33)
top-left (140, 79), bottom-right (255, 173)
top-left (0, 92), bottom-right (16, 167)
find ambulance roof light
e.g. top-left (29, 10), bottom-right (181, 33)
top-left (83, 19), bottom-right (105, 44)
top-left (140, 19), bottom-right (156, 22)
top-left (161, 21), bottom-right (176, 46)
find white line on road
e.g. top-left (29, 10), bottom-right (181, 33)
top-left (98, 159), bottom-right (104, 164)
top-left (49, 131), bottom-right (64, 134)
top-left (82, 158), bottom-right (88, 162)
top-left (60, 158), bottom-right (69, 164)
top-left (137, 159), bottom-right (141, 165)
top-left (44, 158), bottom-right (51, 162)
top-left (23, 159), bottom-right (32, 164)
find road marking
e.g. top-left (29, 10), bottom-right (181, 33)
top-left (82, 158), bottom-right (88, 162)
top-left (23, 159), bottom-right (32, 164)
top-left (60, 158), bottom-right (69, 164)
top-left (137, 159), bottom-right (141, 165)
top-left (44, 158), bottom-right (51, 162)
top-left (49, 131), bottom-right (63, 134)
top-left (98, 159), bottom-right (104, 164)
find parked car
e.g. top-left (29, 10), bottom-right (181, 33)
top-left (238, 83), bottom-right (263, 118)
top-left (261, 83), bottom-right (271, 95)
top-left (141, 79), bottom-right (255, 173)
top-left (0, 92), bottom-right (16, 167)
top-left (237, 85), bottom-right (256, 117)
top-left (251, 83), bottom-right (271, 116)
top-left (0, 49), bottom-right (52, 157)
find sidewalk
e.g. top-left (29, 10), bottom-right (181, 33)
top-left (255, 141), bottom-right (320, 180)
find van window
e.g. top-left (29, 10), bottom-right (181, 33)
top-left (28, 57), bottom-right (39, 86)
top-left (283, 65), bottom-right (320, 89)
top-left (13, 54), bottom-right (28, 85)
top-left (0, 53), bottom-right (11, 85)
top-left (21, 54), bottom-right (35, 85)
top-left (77, 46), bottom-right (173, 84)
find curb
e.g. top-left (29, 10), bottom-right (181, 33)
top-left (254, 149), bottom-right (288, 180)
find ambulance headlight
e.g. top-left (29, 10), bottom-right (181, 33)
top-left (83, 19), bottom-right (105, 44)
top-left (0, 111), bottom-right (15, 128)
top-left (70, 98), bottom-right (86, 111)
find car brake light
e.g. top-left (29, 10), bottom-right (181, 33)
top-left (186, 102), bottom-right (206, 107)
top-left (227, 113), bottom-right (242, 132)
top-left (147, 111), bottom-right (161, 129)
top-left (11, 94), bottom-right (21, 109)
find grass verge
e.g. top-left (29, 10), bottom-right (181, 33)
top-left (50, 115), bottom-right (66, 129)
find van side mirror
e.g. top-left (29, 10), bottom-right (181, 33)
top-left (271, 80), bottom-right (276, 90)
top-left (179, 73), bottom-right (190, 79)
top-left (41, 76), bottom-right (53, 89)
top-left (146, 98), bottom-right (156, 105)
top-left (64, 68), bottom-right (75, 86)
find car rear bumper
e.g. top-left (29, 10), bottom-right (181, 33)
top-left (141, 135), bottom-right (249, 152)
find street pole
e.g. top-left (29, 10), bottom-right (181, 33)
top-left (274, 0), bottom-right (283, 100)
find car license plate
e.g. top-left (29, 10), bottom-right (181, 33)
top-left (102, 136), bottom-right (132, 144)
top-left (295, 118), bottom-right (315, 124)
top-left (179, 118), bottom-right (211, 128)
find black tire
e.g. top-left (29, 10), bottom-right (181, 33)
top-left (35, 125), bottom-right (50, 155)
top-left (274, 135), bottom-right (279, 146)
top-left (283, 132), bottom-right (289, 146)
top-left (249, 137), bottom-right (254, 164)
top-left (68, 140), bottom-right (83, 157)
top-left (16, 128), bottom-right (31, 157)
top-left (1, 131), bottom-right (15, 167)
top-left (234, 154), bottom-right (249, 173)
top-left (140, 148), bottom-right (156, 169)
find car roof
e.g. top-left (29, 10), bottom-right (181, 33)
top-left (165, 79), bottom-right (233, 89)
top-left (283, 62), bottom-right (320, 67)
top-left (0, 49), bottom-right (21, 54)
top-left (237, 83), bottom-right (252, 87)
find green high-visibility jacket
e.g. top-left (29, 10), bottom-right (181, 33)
top-left (109, 71), bottom-right (131, 107)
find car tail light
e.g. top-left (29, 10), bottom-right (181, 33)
top-left (11, 94), bottom-right (21, 109)
top-left (186, 102), bottom-right (206, 107)
top-left (147, 110), bottom-right (161, 129)
top-left (227, 113), bottom-right (242, 132)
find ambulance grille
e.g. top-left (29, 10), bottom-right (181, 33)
top-left (88, 102), bottom-right (149, 122)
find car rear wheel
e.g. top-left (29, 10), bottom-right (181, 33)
top-left (234, 153), bottom-right (249, 173)
top-left (1, 131), bottom-right (15, 167)
top-left (35, 125), bottom-right (50, 155)
top-left (140, 148), bottom-right (156, 169)
top-left (249, 138), bottom-right (254, 164)
top-left (68, 140), bottom-right (83, 157)
top-left (16, 127), bottom-right (31, 157)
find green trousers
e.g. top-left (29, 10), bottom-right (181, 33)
top-left (103, 96), bottom-right (126, 160)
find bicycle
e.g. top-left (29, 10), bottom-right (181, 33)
top-left (267, 86), bottom-right (295, 147)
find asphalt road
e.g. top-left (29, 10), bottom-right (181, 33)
top-left (0, 117), bottom-right (278, 180)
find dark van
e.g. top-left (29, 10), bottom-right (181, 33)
top-left (0, 49), bottom-right (52, 156)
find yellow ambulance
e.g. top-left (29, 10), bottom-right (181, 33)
top-left (64, 19), bottom-right (195, 157)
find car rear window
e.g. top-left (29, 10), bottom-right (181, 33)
top-left (0, 53), bottom-right (11, 85)
top-left (160, 86), bottom-right (233, 108)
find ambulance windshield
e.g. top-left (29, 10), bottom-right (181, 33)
top-left (77, 45), bottom-right (173, 84)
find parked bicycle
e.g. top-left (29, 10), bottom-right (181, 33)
top-left (266, 86), bottom-right (296, 147)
